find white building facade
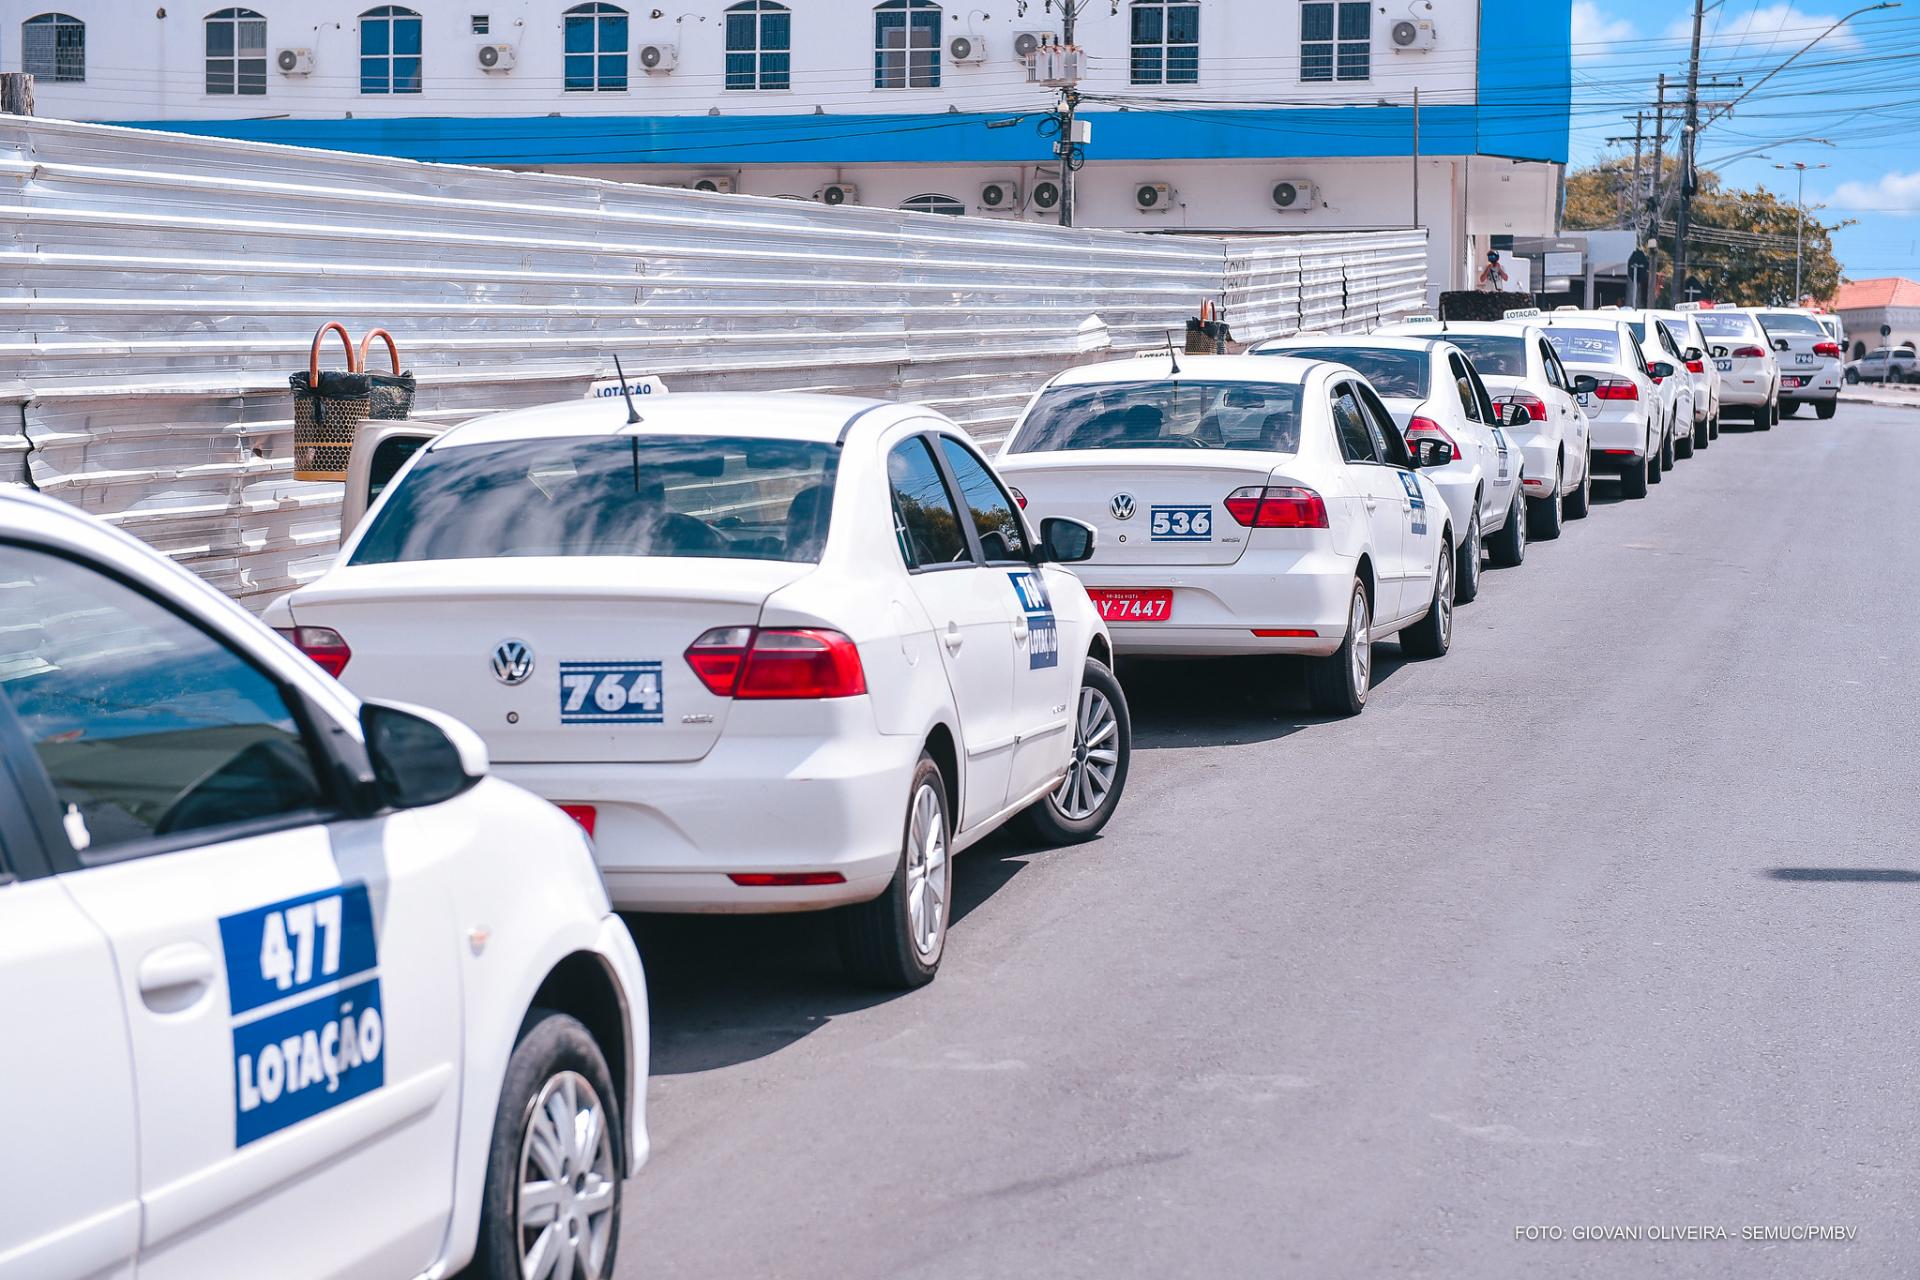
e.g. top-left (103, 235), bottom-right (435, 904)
top-left (4, 0), bottom-right (1570, 291)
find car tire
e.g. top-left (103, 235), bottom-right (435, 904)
top-left (1620, 455), bottom-right (1650, 499)
top-left (1676, 427), bottom-right (1695, 460)
top-left (1660, 427), bottom-right (1676, 470)
top-left (1647, 448), bottom-right (1663, 484)
top-left (1454, 508), bottom-right (1481, 604)
top-left (1564, 458), bottom-right (1592, 519)
top-left (1694, 416), bottom-right (1710, 449)
top-left (1489, 488), bottom-right (1527, 564)
top-left (1016, 658), bottom-right (1131, 845)
top-left (1399, 537), bottom-right (1454, 660)
top-left (1525, 462), bottom-right (1562, 541)
top-left (1307, 578), bottom-right (1371, 717)
top-left (1782, 400), bottom-right (1800, 418)
top-left (837, 754), bottom-right (953, 990)
top-left (1709, 413), bottom-right (1720, 440)
top-left (474, 1010), bottom-right (624, 1280)
top-left (1815, 400), bottom-right (1836, 420)
top-left (1846, 368), bottom-right (1859, 384)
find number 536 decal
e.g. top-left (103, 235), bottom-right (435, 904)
top-left (560, 660), bottom-right (665, 724)
top-left (1150, 505), bottom-right (1213, 542)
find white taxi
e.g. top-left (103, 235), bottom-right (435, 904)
top-left (1620, 310), bottom-right (1700, 460)
top-left (0, 486), bottom-right (648, 1280)
top-left (1689, 308), bottom-right (1781, 427)
top-left (1651, 307), bottom-right (1722, 447)
top-left (1743, 307), bottom-right (1844, 420)
top-left (995, 353), bottom-right (1458, 717)
top-left (1251, 334), bottom-right (1527, 602)
top-left (271, 392), bottom-right (1129, 990)
top-left (1377, 318), bottom-right (1594, 533)
top-left (1529, 316), bottom-right (1664, 498)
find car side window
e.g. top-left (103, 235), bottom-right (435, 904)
top-left (936, 436), bottom-right (1030, 564)
top-left (1352, 383), bottom-right (1412, 467)
top-left (1449, 355), bottom-right (1484, 422)
top-left (1330, 385), bottom-right (1379, 463)
top-left (1549, 345), bottom-right (1575, 389)
top-left (0, 543), bottom-right (331, 863)
top-left (887, 438), bottom-right (972, 570)
top-left (1539, 342), bottom-right (1564, 389)
top-left (1461, 359), bottom-right (1498, 424)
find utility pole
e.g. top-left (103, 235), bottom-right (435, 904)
top-left (0, 71), bottom-right (32, 115)
top-left (1631, 110), bottom-right (1645, 226)
top-left (1412, 85), bottom-right (1421, 230)
top-left (1774, 160), bottom-right (1828, 301)
top-left (1056, 0), bottom-right (1080, 228)
top-left (1673, 0), bottom-right (1706, 305)
top-left (1649, 74), bottom-right (1667, 296)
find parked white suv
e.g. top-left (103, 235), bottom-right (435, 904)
top-left (271, 392), bottom-right (1130, 989)
top-left (0, 486), bottom-right (648, 1280)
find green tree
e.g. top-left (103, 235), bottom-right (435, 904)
top-left (1563, 157), bottom-right (1848, 304)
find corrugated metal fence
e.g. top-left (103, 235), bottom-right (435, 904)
top-left (1, 117), bottom-right (1426, 608)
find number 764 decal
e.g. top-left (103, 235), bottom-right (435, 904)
top-left (560, 661), bottom-right (665, 724)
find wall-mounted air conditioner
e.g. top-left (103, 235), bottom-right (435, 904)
top-left (817, 183), bottom-right (860, 206)
top-left (1270, 178), bottom-right (1317, 211)
top-left (276, 47), bottom-right (314, 75)
top-left (476, 42), bottom-right (516, 71)
top-left (639, 42), bottom-right (678, 72)
top-left (1012, 30), bottom-right (1057, 60)
top-left (1390, 19), bottom-right (1437, 51)
top-left (978, 179), bottom-right (1020, 212)
top-left (1133, 182), bottom-right (1174, 213)
top-left (948, 32), bottom-right (987, 63)
top-left (690, 176), bottom-right (736, 194)
top-left (1030, 178), bottom-right (1063, 212)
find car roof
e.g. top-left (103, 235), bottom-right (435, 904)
top-left (1386, 320), bottom-right (1536, 338)
top-left (1539, 312), bottom-right (1631, 329)
top-left (1044, 352), bottom-right (1337, 388)
top-left (430, 391), bottom-right (901, 449)
top-left (1258, 334), bottom-right (1446, 356)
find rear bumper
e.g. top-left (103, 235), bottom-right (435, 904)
top-left (1585, 409), bottom-right (1649, 455)
top-left (1075, 552), bottom-right (1356, 657)
top-left (1717, 375), bottom-right (1773, 407)
top-left (495, 730), bottom-right (921, 913)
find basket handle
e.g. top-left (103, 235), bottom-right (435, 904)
top-left (358, 327), bottom-right (402, 376)
top-left (309, 322), bottom-right (358, 380)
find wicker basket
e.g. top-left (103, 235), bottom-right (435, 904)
top-left (290, 322), bottom-right (371, 481)
top-left (360, 327), bottom-right (417, 421)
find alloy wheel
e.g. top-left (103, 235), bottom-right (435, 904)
top-left (1052, 683), bottom-right (1121, 821)
top-left (904, 781), bottom-right (949, 961)
top-left (1350, 587), bottom-right (1372, 700)
top-left (517, 1071), bottom-right (617, 1280)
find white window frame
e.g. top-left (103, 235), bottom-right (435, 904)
top-left (205, 7), bottom-right (268, 97)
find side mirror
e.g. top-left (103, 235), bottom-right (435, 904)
top-left (1773, 337), bottom-right (1790, 352)
top-left (361, 700), bottom-right (488, 810)
top-left (1505, 404), bottom-right (1531, 427)
top-left (1684, 347), bottom-right (1705, 361)
top-left (1039, 516), bottom-right (1097, 564)
top-left (1710, 345), bottom-right (1729, 359)
top-left (1572, 373), bottom-right (1600, 395)
top-left (1650, 361), bottom-right (1676, 380)
top-left (1411, 438), bottom-right (1454, 468)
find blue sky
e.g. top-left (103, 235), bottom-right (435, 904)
top-left (1567, 0), bottom-right (1920, 282)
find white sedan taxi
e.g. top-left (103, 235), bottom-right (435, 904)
top-left (271, 392), bottom-right (1129, 990)
top-left (995, 353), bottom-right (1458, 717)
top-left (0, 486), bottom-right (648, 1280)
top-left (1528, 315), bottom-right (1664, 498)
top-left (1744, 307), bottom-right (1844, 419)
top-left (1689, 307), bottom-right (1781, 427)
top-left (1252, 334), bottom-right (1528, 602)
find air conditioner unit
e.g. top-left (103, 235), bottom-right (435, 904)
top-left (948, 32), bottom-right (987, 64)
top-left (690, 176), bottom-right (735, 194)
top-left (476, 42), bottom-right (516, 71)
top-left (1133, 182), bottom-right (1173, 213)
top-left (638, 42), bottom-right (678, 72)
top-left (1011, 30), bottom-right (1057, 60)
top-left (1030, 178), bottom-right (1063, 211)
top-left (1390, 19), bottom-right (1436, 51)
top-left (816, 182), bottom-right (859, 206)
top-left (1270, 178), bottom-right (1316, 211)
top-left (275, 47), bottom-right (314, 76)
top-left (978, 179), bottom-right (1020, 212)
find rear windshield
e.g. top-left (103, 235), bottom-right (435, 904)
top-left (1268, 347), bottom-right (1429, 398)
top-left (1544, 328), bottom-right (1621, 362)
top-left (1692, 311), bottom-right (1757, 337)
top-left (1010, 381), bottom-right (1303, 454)
top-left (1437, 334), bottom-right (1527, 376)
top-left (351, 434), bottom-right (840, 565)
top-left (1758, 311), bottom-right (1824, 336)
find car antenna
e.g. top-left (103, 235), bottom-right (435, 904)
top-left (610, 353), bottom-right (642, 425)
top-left (1164, 330), bottom-right (1182, 376)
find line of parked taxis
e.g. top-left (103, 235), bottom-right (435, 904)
top-left (0, 303), bottom-right (1836, 1279)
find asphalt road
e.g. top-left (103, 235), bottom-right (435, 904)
top-left (617, 403), bottom-right (1920, 1279)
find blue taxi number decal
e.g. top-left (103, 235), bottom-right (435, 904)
top-left (1397, 471), bottom-right (1428, 535)
top-left (218, 886), bottom-right (384, 1147)
top-left (560, 660), bottom-right (664, 724)
top-left (1149, 505), bottom-right (1212, 542)
top-left (1008, 571), bottom-right (1060, 670)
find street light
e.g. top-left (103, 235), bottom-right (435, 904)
top-left (1773, 160), bottom-right (1829, 302)
top-left (1705, 4), bottom-right (1901, 130)
top-left (1702, 136), bottom-right (1833, 169)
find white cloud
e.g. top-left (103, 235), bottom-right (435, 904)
top-left (1573, 2), bottom-right (1638, 58)
top-left (1831, 171), bottom-right (1920, 214)
top-left (1668, 4), bottom-right (1863, 54)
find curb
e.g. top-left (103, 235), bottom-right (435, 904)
top-left (1839, 391), bottom-right (1920, 412)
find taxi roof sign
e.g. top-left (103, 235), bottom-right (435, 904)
top-left (1404, 314), bottom-right (1438, 323)
top-left (586, 375), bottom-right (668, 400)
top-left (1502, 307), bottom-right (1544, 320)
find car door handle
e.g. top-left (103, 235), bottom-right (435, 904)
top-left (1364, 497), bottom-right (1378, 511)
top-left (943, 622), bottom-right (964, 653)
top-left (137, 941), bottom-right (216, 1010)
top-left (1010, 616), bottom-right (1030, 645)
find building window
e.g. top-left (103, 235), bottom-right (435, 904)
top-left (565, 3), bottom-right (628, 91)
top-left (205, 8), bottom-right (268, 95)
top-left (725, 0), bottom-right (790, 90)
top-left (1301, 0), bottom-right (1370, 81)
top-left (360, 6), bottom-right (423, 93)
top-left (22, 12), bottom-right (85, 82)
top-left (471, 14), bottom-right (490, 34)
top-left (1130, 1), bottom-right (1197, 85)
top-left (874, 0), bottom-right (940, 89)
top-left (900, 193), bottom-right (964, 216)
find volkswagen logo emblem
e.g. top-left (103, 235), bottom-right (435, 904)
top-left (491, 639), bottom-right (534, 686)
top-left (1109, 492), bottom-right (1137, 521)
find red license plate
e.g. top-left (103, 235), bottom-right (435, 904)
top-left (1090, 589), bottom-right (1172, 622)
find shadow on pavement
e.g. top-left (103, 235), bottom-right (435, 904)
top-left (1766, 868), bottom-right (1920, 883)
top-left (1117, 646), bottom-right (1412, 750)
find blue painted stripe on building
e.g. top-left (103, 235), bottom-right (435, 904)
top-left (114, 101), bottom-right (1554, 167)
top-left (1476, 0), bottom-right (1571, 164)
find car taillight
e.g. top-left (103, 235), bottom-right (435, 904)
top-left (1496, 393), bottom-right (1547, 422)
top-left (685, 627), bottom-right (867, 700)
top-left (1223, 486), bottom-right (1329, 529)
top-left (1594, 378), bottom-right (1639, 401)
top-left (1732, 345), bottom-right (1767, 359)
top-left (557, 804), bottom-right (597, 838)
top-left (1814, 341), bottom-right (1841, 358)
top-left (1403, 415), bottom-right (1460, 453)
top-left (1686, 359), bottom-right (1705, 374)
top-left (274, 625), bottom-right (351, 677)
top-left (1009, 486), bottom-right (1027, 509)
top-left (729, 872), bottom-right (847, 887)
